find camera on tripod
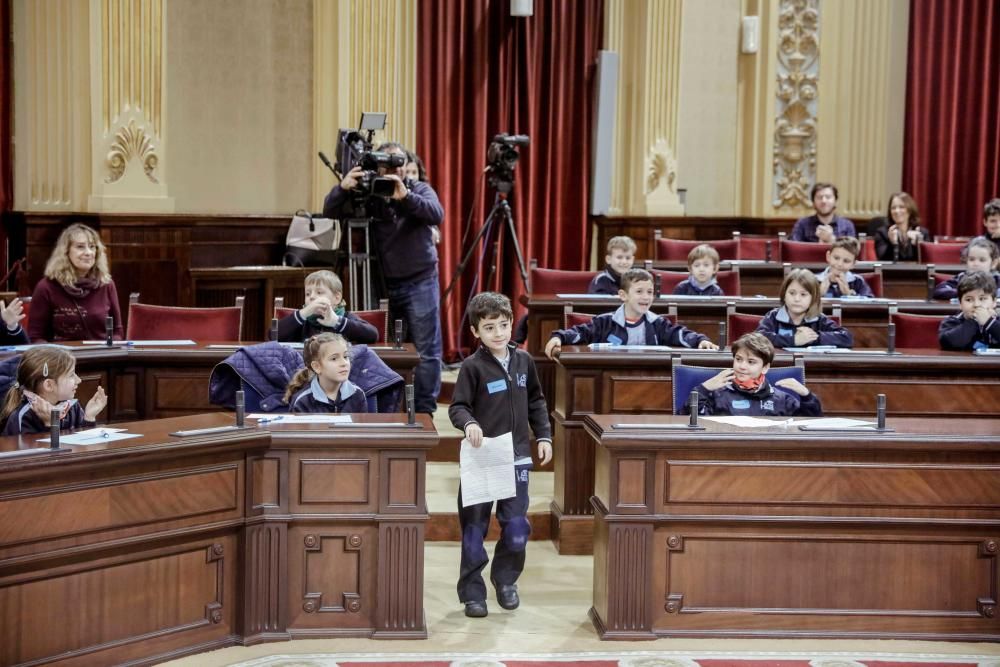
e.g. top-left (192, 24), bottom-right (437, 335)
top-left (487, 133), bottom-right (529, 193)
top-left (334, 112), bottom-right (405, 200)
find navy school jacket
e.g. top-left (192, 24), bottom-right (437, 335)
top-left (672, 277), bottom-right (724, 297)
top-left (2, 398), bottom-right (94, 436)
top-left (289, 376), bottom-right (368, 414)
top-left (684, 378), bottom-right (823, 417)
top-left (938, 313), bottom-right (1000, 351)
top-left (756, 307), bottom-right (853, 349)
top-left (549, 305), bottom-right (708, 348)
top-left (931, 271), bottom-right (1000, 301)
top-left (448, 344), bottom-right (551, 462)
top-left (815, 268), bottom-right (874, 299)
top-left (588, 265), bottom-right (624, 296)
top-left (277, 310), bottom-right (378, 344)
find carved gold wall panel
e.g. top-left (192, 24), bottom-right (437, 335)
top-left (312, 0), bottom-right (417, 210)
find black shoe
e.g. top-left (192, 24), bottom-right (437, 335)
top-left (492, 580), bottom-right (520, 610)
top-left (464, 600), bottom-right (488, 618)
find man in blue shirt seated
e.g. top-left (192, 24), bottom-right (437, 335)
top-left (790, 182), bottom-right (857, 243)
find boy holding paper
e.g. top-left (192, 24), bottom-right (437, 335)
top-left (449, 292), bottom-right (552, 619)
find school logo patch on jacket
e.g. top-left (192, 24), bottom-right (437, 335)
top-left (517, 373), bottom-right (527, 387)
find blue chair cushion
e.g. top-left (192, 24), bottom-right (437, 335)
top-left (672, 363), bottom-right (805, 415)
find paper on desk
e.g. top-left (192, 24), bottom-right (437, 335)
top-left (247, 414), bottom-right (353, 424)
top-left (460, 431), bottom-right (516, 507)
top-left (701, 416), bottom-right (790, 428)
top-left (39, 427), bottom-right (141, 445)
top-left (81, 339), bottom-right (197, 345)
top-left (798, 417), bottom-right (878, 428)
top-left (782, 346), bottom-right (841, 353)
top-left (588, 343), bottom-right (675, 352)
top-left (556, 293), bottom-right (610, 299)
top-left (974, 348), bottom-right (1000, 356)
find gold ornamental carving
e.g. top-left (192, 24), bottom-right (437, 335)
top-left (645, 140), bottom-right (678, 197)
top-left (773, 0), bottom-right (819, 210)
top-left (104, 119), bottom-right (159, 184)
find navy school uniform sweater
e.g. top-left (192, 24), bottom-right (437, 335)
top-left (549, 305), bottom-right (708, 348)
top-left (938, 313), bottom-right (1000, 351)
top-left (815, 268), bottom-right (874, 298)
top-left (1, 326), bottom-right (28, 346)
top-left (289, 376), bottom-right (368, 413)
top-left (672, 276), bottom-right (724, 297)
top-left (2, 398), bottom-right (94, 436)
top-left (277, 310), bottom-right (379, 344)
top-left (448, 344), bottom-right (551, 463)
top-left (684, 377), bottom-right (823, 417)
top-left (587, 265), bottom-right (624, 295)
top-left (756, 306), bottom-right (853, 348)
top-left (931, 271), bottom-right (1000, 301)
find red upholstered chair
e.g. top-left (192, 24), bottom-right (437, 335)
top-left (857, 233), bottom-right (877, 261)
top-left (919, 242), bottom-right (962, 264)
top-left (733, 233), bottom-right (778, 261)
top-left (890, 311), bottom-right (945, 349)
top-left (272, 296), bottom-right (296, 321)
top-left (780, 239), bottom-right (831, 263)
top-left (126, 294), bottom-right (245, 341)
top-left (271, 297), bottom-right (389, 343)
top-left (653, 231), bottom-right (738, 261)
top-left (647, 269), bottom-right (687, 294)
top-left (935, 236), bottom-right (973, 244)
top-left (858, 265), bottom-right (883, 297)
top-left (528, 259), bottom-right (599, 294)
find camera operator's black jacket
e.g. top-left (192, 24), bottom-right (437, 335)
top-left (324, 181), bottom-right (444, 283)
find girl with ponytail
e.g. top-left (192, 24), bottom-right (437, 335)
top-left (284, 333), bottom-right (367, 413)
top-left (1, 346), bottom-right (108, 435)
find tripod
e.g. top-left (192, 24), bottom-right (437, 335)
top-left (444, 190), bottom-right (529, 303)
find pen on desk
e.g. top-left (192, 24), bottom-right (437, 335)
top-left (256, 415), bottom-right (283, 425)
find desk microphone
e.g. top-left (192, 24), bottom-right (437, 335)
top-left (688, 390), bottom-right (700, 427)
top-left (394, 319), bottom-right (403, 349)
top-left (105, 316), bottom-right (114, 346)
top-left (654, 273), bottom-right (662, 299)
top-left (718, 321), bottom-right (727, 349)
top-left (886, 322), bottom-right (896, 354)
top-left (50, 409), bottom-right (60, 450)
top-left (405, 384), bottom-right (415, 425)
top-left (876, 393), bottom-right (887, 430)
top-left (270, 317), bottom-right (279, 342)
top-left (765, 240), bottom-right (772, 263)
top-left (235, 390), bottom-right (245, 428)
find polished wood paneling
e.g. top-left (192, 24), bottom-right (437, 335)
top-left (300, 459), bottom-right (371, 505)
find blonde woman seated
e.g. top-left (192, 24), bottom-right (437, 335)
top-left (29, 223), bottom-right (123, 342)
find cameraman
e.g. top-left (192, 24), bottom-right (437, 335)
top-left (323, 142), bottom-right (445, 415)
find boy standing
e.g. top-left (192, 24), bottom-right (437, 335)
top-left (588, 236), bottom-right (637, 295)
top-left (939, 272), bottom-right (1000, 350)
top-left (685, 333), bottom-right (823, 416)
top-left (673, 244), bottom-right (724, 296)
top-left (449, 292), bottom-right (553, 618)
top-left (816, 237), bottom-right (873, 298)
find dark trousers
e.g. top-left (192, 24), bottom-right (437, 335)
top-left (386, 271), bottom-right (442, 414)
top-left (456, 465), bottom-right (532, 603)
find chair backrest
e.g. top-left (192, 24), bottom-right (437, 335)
top-left (780, 239), bottom-right (831, 263)
top-left (933, 272), bottom-right (954, 285)
top-left (274, 306), bottom-right (297, 319)
top-left (919, 242), bottom-right (962, 264)
top-left (528, 259), bottom-right (599, 294)
top-left (648, 269), bottom-right (688, 294)
top-left (353, 300), bottom-right (389, 344)
top-left (890, 311), bottom-right (945, 349)
top-left (670, 357), bottom-right (806, 415)
top-left (725, 307), bottom-right (763, 343)
top-left (859, 267), bottom-right (883, 297)
top-left (653, 233), bottom-right (739, 262)
top-left (126, 296), bottom-right (244, 341)
top-left (859, 234), bottom-right (877, 262)
top-left (733, 233), bottom-right (777, 261)
top-left (935, 235), bottom-right (973, 244)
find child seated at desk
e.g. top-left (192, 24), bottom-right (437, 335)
top-left (938, 272), bottom-right (1000, 351)
top-left (588, 235), bottom-right (636, 295)
top-left (0, 346), bottom-right (108, 435)
top-left (284, 333), bottom-right (368, 413)
top-left (815, 237), bottom-right (873, 298)
top-left (672, 244), bottom-right (724, 296)
top-left (545, 268), bottom-right (718, 359)
top-left (684, 333), bottom-right (823, 416)
top-left (277, 270), bottom-right (379, 344)
top-left (757, 268), bottom-right (854, 348)
top-left (931, 238), bottom-right (1000, 301)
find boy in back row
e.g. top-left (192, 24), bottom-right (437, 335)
top-left (449, 292), bottom-right (552, 618)
top-left (939, 271), bottom-right (1000, 350)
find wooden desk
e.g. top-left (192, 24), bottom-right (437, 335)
top-left (587, 415), bottom-right (1000, 641)
top-left (551, 347), bottom-right (1000, 554)
top-left (0, 412), bottom-right (437, 666)
top-left (0, 342), bottom-right (420, 423)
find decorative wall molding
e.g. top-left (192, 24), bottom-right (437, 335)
top-left (772, 0), bottom-right (819, 211)
top-left (105, 118), bottom-right (159, 184)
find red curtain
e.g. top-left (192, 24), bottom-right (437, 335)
top-left (0, 0), bottom-right (12, 271)
top-left (903, 0), bottom-right (1000, 237)
top-left (417, 0), bottom-right (603, 360)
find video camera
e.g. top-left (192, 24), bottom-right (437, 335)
top-left (487, 133), bottom-right (529, 193)
top-left (334, 112), bottom-right (405, 200)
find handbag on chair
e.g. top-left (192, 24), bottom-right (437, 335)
top-left (283, 210), bottom-right (341, 267)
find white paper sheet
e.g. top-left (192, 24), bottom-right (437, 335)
top-left (247, 414), bottom-right (353, 424)
top-left (700, 416), bottom-right (792, 428)
top-left (974, 348), bottom-right (1000, 356)
top-left (0, 344), bottom-right (72, 352)
top-left (797, 417), bottom-right (878, 428)
top-left (587, 343), bottom-right (676, 352)
top-left (459, 431), bottom-right (516, 507)
top-left (81, 340), bottom-right (197, 346)
top-left (40, 428), bottom-right (141, 445)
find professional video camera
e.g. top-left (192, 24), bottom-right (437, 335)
top-left (486, 133), bottom-right (529, 193)
top-left (334, 112), bottom-right (405, 200)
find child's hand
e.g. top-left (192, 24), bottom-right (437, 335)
top-left (819, 275), bottom-right (832, 295)
top-left (299, 298), bottom-right (332, 321)
top-left (698, 339), bottom-right (719, 350)
top-left (774, 378), bottom-right (810, 396)
top-left (85, 386), bottom-right (108, 421)
top-left (834, 274), bottom-right (853, 296)
top-left (544, 337), bottom-right (561, 359)
top-left (702, 368), bottom-right (733, 391)
top-left (464, 422), bottom-right (483, 448)
top-left (537, 440), bottom-right (552, 465)
top-left (0, 298), bottom-right (25, 330)
top-left (794, 327), bottom-right (819, 345)
top-left (973, 305), bottom-right (993, 326)
top-left (26, 391), bottom-right (56, 426)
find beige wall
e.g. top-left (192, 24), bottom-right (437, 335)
top-left (165, 0), bottom-right (313, 214)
